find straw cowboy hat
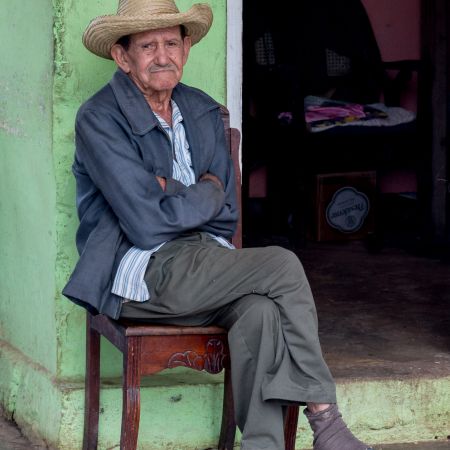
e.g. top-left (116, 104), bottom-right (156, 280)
top-left (83, 0), bottom-right (213, 59)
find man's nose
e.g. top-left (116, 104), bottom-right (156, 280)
top-left (153, 44), bottom-right (170, 63)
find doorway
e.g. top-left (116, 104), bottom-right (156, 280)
top-left (240, 0), bottom-right (436, 251)
top-left (238, 1), bottom-right (450, 445)
top-left (242, 5), bottom-right (450, 443)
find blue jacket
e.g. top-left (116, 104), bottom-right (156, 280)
top-left (63, 69), bottom-right (238, 318)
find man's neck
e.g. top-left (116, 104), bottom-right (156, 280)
top-left (146, 92), bottom-right (173, 126)
top-left (126, 72), bottom-right (174, 125)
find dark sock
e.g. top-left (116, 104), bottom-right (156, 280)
top-left (304, 404), bottom-right (372, 450)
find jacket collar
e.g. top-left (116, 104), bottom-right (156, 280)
top-left (109, 69), bottom-right (157, 136)
top-left (109, 69), bottom-right (218, 136)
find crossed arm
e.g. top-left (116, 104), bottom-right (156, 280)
top-left (74, 107), bottom-right (238, 250)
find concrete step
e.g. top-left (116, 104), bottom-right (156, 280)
top-left (2, 409), bottom-right (449, 450)
top-left (14, 373), bottom-right (450, 449)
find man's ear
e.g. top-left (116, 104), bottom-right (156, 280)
top-left (111, 44), bottom-right (131, 73)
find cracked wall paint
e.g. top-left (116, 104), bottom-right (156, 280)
top-left (0, 340), bottom-right (62, 447)
top-left (0, 120), bottom-right (24, 138)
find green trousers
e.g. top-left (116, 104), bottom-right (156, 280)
top-left (120, 232), bottom-right (336, 450)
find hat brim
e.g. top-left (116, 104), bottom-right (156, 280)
top-left (83, 3), bottom-right (213, 59)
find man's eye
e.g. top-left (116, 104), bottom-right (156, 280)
top-left (142, 43), bottom-right (157, 51)
top-left (167, 41), bottom-right (180, 48)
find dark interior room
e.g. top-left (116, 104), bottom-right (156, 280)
top-left (241, 2), bottom-right (450, 444)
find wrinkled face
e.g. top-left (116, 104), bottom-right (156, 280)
top-left (111, 26), bottom-right (191, 95)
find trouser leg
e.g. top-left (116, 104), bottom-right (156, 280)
top-left (214, 294), bottom-right (286, 450)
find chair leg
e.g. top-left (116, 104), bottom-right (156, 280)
top-left (284, 405), bottom-right (300, 450)
top-left (83, 313), bottom-right (101, 450)
top-left (218, 367), bottom-right (236, 450)
top-left (121, 336), bottom-right (142, 450)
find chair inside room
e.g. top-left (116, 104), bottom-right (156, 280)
top-left (82, 107), bottom-right (301, 450)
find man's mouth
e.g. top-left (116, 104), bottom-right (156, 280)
top-left (149, 66), bottom-right (176, 73)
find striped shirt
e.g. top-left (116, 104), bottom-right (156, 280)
top-left (112, 100), bottom-right (233, 302)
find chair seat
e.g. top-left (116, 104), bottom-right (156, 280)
top-left (119, 322), bottom-right (228, 336)
top-left (89, 314), bottom-right (230, 376)
top-left (91, 313), bottom-right (227, 337)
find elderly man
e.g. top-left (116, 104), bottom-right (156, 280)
top-left (63, 1), bottom-right (372, 449)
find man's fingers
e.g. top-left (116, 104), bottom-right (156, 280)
top-left (156, 176), bottom-right (166, 191)
top-left (200, 173), bottom-right (224, 190)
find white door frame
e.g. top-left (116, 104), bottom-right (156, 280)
top-left (226, 0), bottom-right (243, 135)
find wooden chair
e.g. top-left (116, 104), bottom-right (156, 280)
top-left (82, 108), bottom-right (300, 450)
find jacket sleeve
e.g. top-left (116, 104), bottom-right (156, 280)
top-left (196, 108), bottom-right (239, 238)
top-left (75, 108), bottom-right (226, 250)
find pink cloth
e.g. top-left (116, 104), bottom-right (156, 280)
top-left (305, 104), bottom-right (366, 123)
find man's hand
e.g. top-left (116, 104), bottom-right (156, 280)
top-left (158, 173), bottom-right (223, 193)
top-left (156, 176), bottom-right (166, 191)
top-left (199, 172), bottom-right (224, 190)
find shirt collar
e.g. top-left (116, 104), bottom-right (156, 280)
top-left (154, 100), bottom-right (183, 130)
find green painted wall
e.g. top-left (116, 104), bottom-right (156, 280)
top-left (0, 0), bottom-right (56, 374)
top-left (0, 0), bottom-right (60, 443)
